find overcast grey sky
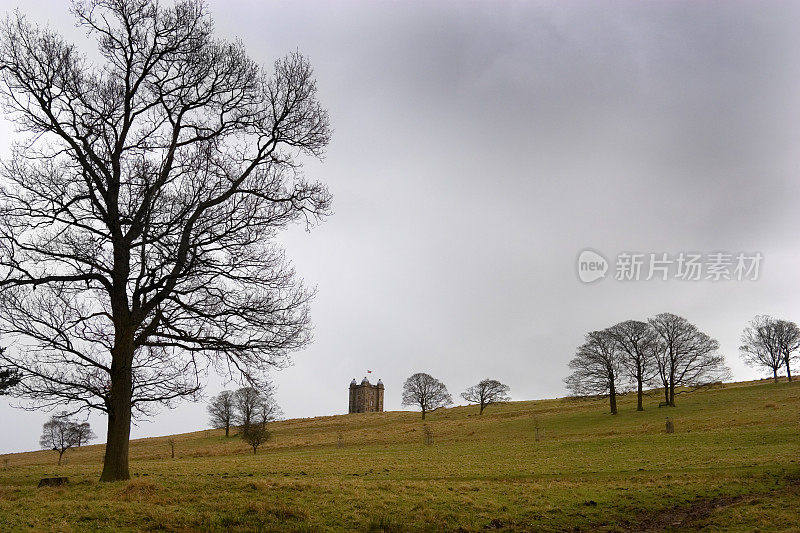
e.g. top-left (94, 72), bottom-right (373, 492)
top-left (1, 0), bottom-right (799, 454)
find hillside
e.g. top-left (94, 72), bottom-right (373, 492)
top-left (1, 379), bottom-right (798, 531)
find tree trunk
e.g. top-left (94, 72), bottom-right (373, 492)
top-left (636, 378), bottom-right (643, 411)
top-left (100, 348), bottom-right (133, 482)
top-left (479, 403), bottom-right (485, 415)
top-left (421, 407), bottom-right (426, 420)
top-left (786, 359), bottom-right (793, 382)
top-left (609, 381), bottom-right (617, 415)
top-left (57, 450), bottom-right (64, 466)
top-left (773, 369), bottom-right (778, 383)
top-left (225, 423), bottom-right (229, 438)
top-left (663, 386), bottom-right (669, 405)
top-left (668, 382), bottom-right (675, 407)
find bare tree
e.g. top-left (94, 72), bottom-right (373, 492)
top-left (242, 421), bottom-right (271, 455)
top-left (0, 0), bottom-right (330, 481)
top-left (39, 413), bottom-right (81, 465)
top-left (233, 387), bottom-right (262, 432)
top-left (207, 390), bottom-right (235, 437)
top-left (649, 313), bottom-right (728, 407)
top-left (256, 393), bottom-right (282, 425)
top-left (773, 319), bottom-right (800, 382)
top-left (239, 389), bottom-right (280, 454)
top-left (607, 320), bottom-right (657, 411)
top-left (533, 417), bottom-right (544, 441)
top-left (565, 329), bottom-right (623, 415)
top-left (233, 385), bottom-right (281, 432)
top-left (740, 315), bottom-right (784, 382)
top-left (422, 424), bottom-right (433, 446)
top-left (71, 421), bottom-right (96, 447)
top-left (461, 379), bottom-right (510, 414)
top-left (401, 373), bottom-right (453, 420)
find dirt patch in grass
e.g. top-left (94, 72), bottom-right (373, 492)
top-left (622, 475), bottom-right (800, 532)
top-left (627, 494), bottom-right (751, 531)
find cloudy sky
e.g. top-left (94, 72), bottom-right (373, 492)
top-left (1, 0), bottom-right (799, 454)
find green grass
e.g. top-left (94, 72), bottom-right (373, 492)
top-left (1, 379), bottom-right (798, 531)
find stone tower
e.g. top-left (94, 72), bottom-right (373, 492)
top-left (348, 377), bottom-right (384, 413)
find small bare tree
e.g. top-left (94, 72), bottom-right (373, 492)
top-left (461, 379), bottom-right (510, 414)
top-left (607, 320), bottom-right (658, 411)
top-left (242, 422), bottom-right (271, 455)
top-left (40, 414), bottom-right (81, 465)
top-left (773, 319), bottom-right (800, 382)
top-left (565, 329), bottom-right (623, 415)
top-left (401, 373), bottom-right (453, 420)
top-left (256, 393), bottom-right (283, 425)
top-left (235, 385), bottom-right (280, 452)
top-left (207, 390), bottom-right (236, 437)
top-left (533, 417), bottom-right (544, 441)
top-left (422, 424), bottom-right (433, 446)
top-left (740, 315), bottom-right (784, 382)
top-left (0, 0), bottom-right (331, 482)
top-left (649, 313), bottom-right (728, 407)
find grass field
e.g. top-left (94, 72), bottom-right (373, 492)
top-left (0, 379), bottom-right (798, 532)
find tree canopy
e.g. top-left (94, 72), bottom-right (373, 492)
top-left (402, 373), bottom-right (452, 420)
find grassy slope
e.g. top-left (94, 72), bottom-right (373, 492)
top-left (0, 379), bottom-right (798, 532)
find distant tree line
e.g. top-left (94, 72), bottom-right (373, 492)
top-left (207, 385), bottom-right (282, 454)
top-left (739, 315), bottom-right (799, 382)
top-left (564, 313), bottom-right (729, 414)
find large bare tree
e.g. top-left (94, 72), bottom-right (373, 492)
top-left (739, 315), bottom-right (784, 382)
top-left (773, 319), bottom-right (799, 382)
top-left (565, 329), bottom-right (623, 415)
top-left (461, 379), bottom-right (510, 414)
top-left (401, 373), bottom-right (453, 420)
top-left (649, 313), bottom-right (728, 407)
top-left (607, 320), bottom-right (657, 411)
top-left (0, 0), bottom-right (330, 481)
